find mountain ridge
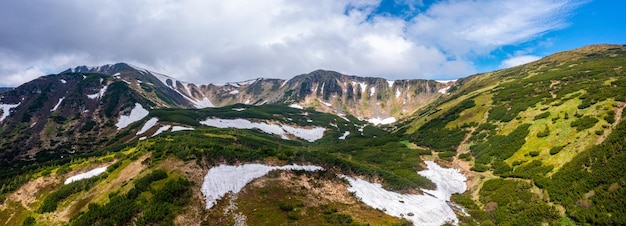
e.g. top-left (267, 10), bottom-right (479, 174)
top-left (62, 63), bottom-right (453, 120)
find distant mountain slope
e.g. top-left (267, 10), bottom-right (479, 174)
top-left (67, 63), bottom-right (452, 120)
top-left (400, 44), bottom-right (626, 225)
top-left (0, 88), bottom-right (12, 94)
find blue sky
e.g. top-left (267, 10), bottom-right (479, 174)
top-left (0, 0), bottom-right (624, 87)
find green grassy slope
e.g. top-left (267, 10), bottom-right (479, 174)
top-left (402, 44), bottom-right (626, 225)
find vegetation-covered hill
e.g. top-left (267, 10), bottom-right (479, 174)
top-left (401, 44), bottom-right (626, 225)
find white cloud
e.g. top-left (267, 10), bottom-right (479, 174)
top-left (500, 55), bottom-right (542, 68)
top-left (0, 0), bottom-right (581, 87)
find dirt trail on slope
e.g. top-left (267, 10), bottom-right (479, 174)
top-left (2, 176), bottom-right (59, 212)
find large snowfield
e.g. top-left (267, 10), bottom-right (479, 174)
top-left (201, 164), bottom-right (324, 209)
top-left (201, 161), bottom-right (466, 225)
top-left (64, 166), bottom-right (108, 185)
top-left (115, 103), bottom-right (149, 130)
top-left (200, 118), bottom-right (325, 142)
top-left (345, 160), bottom-right (466, 225)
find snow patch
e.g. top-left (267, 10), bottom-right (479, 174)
top-left (87, 85), bottom-right (108, 99)
top-left (438, 86), bottom-right (450, 94)
top-left (229, 90), bottom-right (240, 95)
top-left (60, 79), bottom-right (67, 84)
top-left (367, 117), bottom-right (397, 125)
top-left (387, 80), bottom-right (394, 88)
top-left (344, 161), bottom-right (466, 225)
top-left (435, 79), bottom-right (457, 84)
top-left (64, 166), bottom-right (108, 185)
top-left (395, 89), bottom-right (401, 98)
top-left (199, 118), bottom-right (325, 142)
top-left (319, 100), bottom-right (332, 107)
top-left (282, 125), bottom-right (326, 142)
top-left (201, 164), bottom-right (323, 209)
top-left (0, 103), bottom-right (20, 122)
top-left (289, 103), bottom-right (304, 109)
top-left (51, 97), bottom-right (65, 112)
top-left (337, 113), bottom-right (350, 122)
top-left (244, 99), bottom-right (251, 105)
top-left (339, 131), bottom-right (350, 140)
top-left (171, 126), bottom-right (194, 132)
top-left (116, 103), bottom-right (149, 130)
top-left (370, 87), bottom-right (376, 97)
top-left (136, 117), bottom-right (159, 135)
top-left (358, 82), bottom-right (367, 93)
top-left (191, 97), bottom-right (215, 108)
top-left (232, 107), bottom-right (246, 111)
top-left (152, 125), bottom-right (172, 137)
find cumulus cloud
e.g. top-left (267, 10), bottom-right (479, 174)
top-left (0, 0), bottom-right (581, 86)
top-left (500, 55), bottom-right (542, 68)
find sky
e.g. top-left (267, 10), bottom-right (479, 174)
top-left (0, 0), bottom-right (624, 87)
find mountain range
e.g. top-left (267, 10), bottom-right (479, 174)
top-left (0, 44), bottom-right (625, 225)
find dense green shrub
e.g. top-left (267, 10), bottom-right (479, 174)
top-left (536, 125), bottom-right (550, 138)
top-left (38, 175), bottom-right (101, 213)
top-left (549, 146), bottom-right (564, 155)
top-left (570, 116), bottom-right (599, 131)
top-left (534, 111), bottom-right (550, 120)
top-left (480, 179), bottom-right (559, 225)
top-left (471, 124), bottom-right (531, 165)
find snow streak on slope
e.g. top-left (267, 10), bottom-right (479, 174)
top-left (64, 166), bottom-right (108, 185)
top-left (87, 85), bottom-right (108, 99)
top-left (0, 103), bottom-right (20, 122)
top-left (116, 103), bottom-right (149, 130)
top-left (199, 118), bottom-right (325, 142)
top-left (171, 126), bottom-right (194, 132)
top-left (152, 125), bottom-right (172, 137)
top-left (201, 164), bottom-right (323, 209)
top-left (137, 117), bottom-right (159, 135)
top-left (50, 97), bottom-right (65, 112)
top-left (344, 161), bottom-right (466, 225)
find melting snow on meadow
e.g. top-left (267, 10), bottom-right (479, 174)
top-left (367, 117), bottom-right (397, 125)
top-left (171, 126), bottom-right (194, 132)
top-left (116, 103), bottom-right (149, 130)
top-left (51, 97), bottom-right (65, 112)
top-left (137, 117), bottom-right (159, 135)
top-left (152, 125), bottom-right (172, 137)
top-left (200, 118), bottom-right (325, 142)
top-left (87, 85), bottom-right (108, 99)
top-left (201, 164), bottom-right (323, 209)
top-left (64, 166), bottom-right (108, 185)
top-left (345, 161), bottom-right (466, 225)
top-left (0, 103), bottom-right (20, 122)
